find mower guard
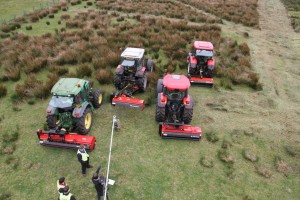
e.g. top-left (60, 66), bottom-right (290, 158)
top-left (159, 122), bottom-right (202, 140)
top-left (190, 77), bottom-right (213, 87)
top-left (111, 94), bottom-right (144, 110)
top-left (37, 129), bottom-right (96, 150)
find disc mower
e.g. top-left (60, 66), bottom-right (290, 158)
top-left (37, 78), bottom-right (103, 150)
top-left (156, 74), bottom-right (202, 140)
top-left (111, 47), bottom-right (153, 110)
top-left (187, 41), bottom-right (215, 87)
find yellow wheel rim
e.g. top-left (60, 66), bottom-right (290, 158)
top-left (98, 94), bottom-right (103, 105)
top-left (85, 112), bottom-right (92, 129)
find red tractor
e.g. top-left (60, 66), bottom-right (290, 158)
top-left (111, 47), bottom-right (153, 109)
top-left (187, 41), bottom-right (215, 87)
top-left (156, 74), bottom-right (202, 140)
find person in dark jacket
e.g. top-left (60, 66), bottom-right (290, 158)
top-left (57, 177), bottom-right (67, 198)
top-left (77, 144), bottom-right (93, 176)
top-left (59, 186), bottom-right (76, 200)
top-left (92, 166), bottom-right (106, 200)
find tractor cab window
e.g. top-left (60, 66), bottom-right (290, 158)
top-left (121, 59), bottom-right (136, 71)
top-left (136, 57), bottom-right (143, 70)
top-left (49, 96), bottom-right (73, 108)
top-left (195, 50), bottom-right (213, 63)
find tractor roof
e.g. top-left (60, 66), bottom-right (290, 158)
top-left (193, 41), bottom-right (214, 50)
top-left (121, 47), bottom-right (145, 59)
top-left (163, 74), bottom-right (190, 91)
top-left (51, 78), bottom-right (87, 96)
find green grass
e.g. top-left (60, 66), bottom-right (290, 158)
top-left (0, 78), bottom-right (299, 199)
top-left (0, 0), bottom-right (55, 23)
top-left (0, 1), bottom-right (299, 199)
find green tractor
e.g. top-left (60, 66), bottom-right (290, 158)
top-left (46, 78), bottom-right (103, 135)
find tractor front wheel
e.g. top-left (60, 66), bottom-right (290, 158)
top-left (155, 105), bottom-right (166, 122)
top-left (46, 115), bottom-right (59, 129)
top-left (76, 107), bottom-right (92, 135)
top-left (92, 89), bottom-right (103, 109)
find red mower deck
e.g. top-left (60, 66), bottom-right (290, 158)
top-left (159, 123), bottom-right (202, 140)
top-left (111, 94), bottom-right (145, 110)
top-left (37, 129), bottom-right (96, 150)
top-left (190, 77), bottom-right (214, 87)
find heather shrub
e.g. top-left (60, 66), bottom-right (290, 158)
top-left (48, 66), bottom-right (69, 76)
top-left (76, 64), bottom-right (92, 78)
top-left (0, 84), bottom-right (7, 98)
top-left (3, 66), bottom-right (21, 82)
top-left (239, 43), bottom-right (250, 56)
top-left (23, 58), bottom-right (47, 74)
top-left (25, 25), bottom-right (32, 30)
top-left (95, 68), bottom-right (112, 84)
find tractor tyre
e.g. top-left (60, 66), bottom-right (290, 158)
top-left (206, 69), bottom-right (213, 78)
top-left (155, 105), bottom-right (166, 122)
top-left (183, 108), bottom-right (193, 124)
top-left (109, 92), bottom-right (115, 105)
top-left (114, 75), bottom-right (122, 90)
top-left (46, 115), bottom-right (59, 129)
top-left (76, 107), bottom-right (92, 135)
top-left (158, 123), bottom-right (162, 137)
top-left (157, 79), bottom-right (163, 94)
top-left (183, 96), bottom-right (193, 124)
top-left (92, 89), bottom-right (103, 109)
top-left (137, 74), bottom-right (147, 92)
top-left (146, 59), bottom-right (154, 72)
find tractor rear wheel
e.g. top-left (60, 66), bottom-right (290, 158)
top-left (155, 105), bottom-right (166, 122)
top-left (114, 75), bottom-right (122, 90)
top-left (183, 108), bottom-right (193, 124)
top-left (137, 74), bottom-right (147, 92)
top-left (92, 89), bottom-right (103, 109)
top-left (76, 107), bottom-right (92, 135)
top-left (206, 69), bottom-right (213, 78)
top-left (46, 115), bottom-right (59, 129)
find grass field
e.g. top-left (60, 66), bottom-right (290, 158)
top-left (0, 0), bottom-right (59, 23)
top-left (0, 0), bottom-right (299, 200)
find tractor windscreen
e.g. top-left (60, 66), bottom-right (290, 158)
top-left (121, 59), bottom-right (135, 70)
top-left (195, 50), bottom-right (213, 63)
top-left (195, 49), bottom-right (213, 57)
top-left (49, 96), bottom-right (74, 108)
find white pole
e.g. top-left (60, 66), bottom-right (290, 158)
top-left (104, 115), bottom-right (117, 200)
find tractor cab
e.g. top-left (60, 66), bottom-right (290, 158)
top-left (162, 74), bottom-right (190, 109)
top-left (187, 41), bottom-right (215, 87)
top-left (119, 47), bottom-right (145, 75)
top-left (192, 41), bottom-right (214, 64)
top-left (156, 74), bottom-right (201, 140)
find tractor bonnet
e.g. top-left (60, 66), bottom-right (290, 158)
top-left (163, 74), bottom-right (190, 91)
